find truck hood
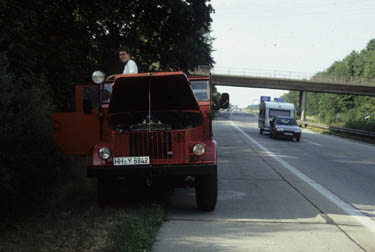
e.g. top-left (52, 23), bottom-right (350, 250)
top-left (109, 72), bottom-right (200, 114)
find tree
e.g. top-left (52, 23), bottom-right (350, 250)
top-left (282, 38), bottom-right (375, 128)
top-left (1, 0), bottom-right (215, 110)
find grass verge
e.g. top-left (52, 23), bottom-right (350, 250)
top-left (0, 204), bottom-right (165, 252)
top-left (109, 205), bottom-right (165, 252)
top-left (0, 158), bottom-right (167, 252)
top-left (304, 125), bottom-right (375, 145)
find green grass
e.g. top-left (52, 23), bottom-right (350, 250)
top-left (0, 157), bottom-right (167, 252)
top-left (304, 125), bottom-right (375, 144)
top-left (0, 205), bottom-right (165, 252)
top-left (303, 115), bottom-right (375, 144)
top-left (109, 206), bottom-right (165, 252)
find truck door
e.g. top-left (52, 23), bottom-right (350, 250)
top-left (52, 85), bottom-right (101, 155)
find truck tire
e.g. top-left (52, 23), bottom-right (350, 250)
top-left (195, 169), bottom-right (218, 211)
top-left (259, 128), bottom-right (263, 134)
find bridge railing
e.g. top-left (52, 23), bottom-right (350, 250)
top-left (196, 66), bottom-right (375, 86)
top-left (211, 67), bottom-right (314, 80)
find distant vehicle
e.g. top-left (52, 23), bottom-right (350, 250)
top-left (269, 116), bottom-right (301, 142)
top-left (258, 101), bottom-right (295, 134)
top-left (365, 113), bottom-right (370, 120)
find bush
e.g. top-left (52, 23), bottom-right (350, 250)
top-left (0, 54), bottom-right (67, 214)
top-left (344, 120), bottom-right (375, 132)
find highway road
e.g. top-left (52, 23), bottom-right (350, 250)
top-left (153, 111), bottom-right (375, 252)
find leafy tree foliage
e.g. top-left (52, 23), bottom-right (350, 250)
top-left (72, 0), bottom-right (215, 76)
top-left (2, 0), bottom-right (214, 110)
top-left (0, 54), bottom-right (67, 212)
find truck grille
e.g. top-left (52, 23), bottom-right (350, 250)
top-left (113, 130), bottom-right (187, 164)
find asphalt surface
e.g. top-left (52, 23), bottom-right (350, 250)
top-left (152, 111), bottom-right (375, 252)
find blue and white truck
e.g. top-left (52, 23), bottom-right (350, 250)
top-left (258, 101), bottom-right (295, 134)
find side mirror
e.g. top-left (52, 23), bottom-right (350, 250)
top-left (211, 101), bottom-right (219, 111)
top-left (83, 99), bottom-right (93, 115)
top-left (220, 93), bottom-right (229, 109)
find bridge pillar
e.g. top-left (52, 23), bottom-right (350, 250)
top-left (299, 91), bottom-right (307, 122)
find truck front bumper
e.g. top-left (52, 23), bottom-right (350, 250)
top-left (87, 163), bottom-right (217, 178)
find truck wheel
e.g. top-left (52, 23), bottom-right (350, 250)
top-left (296, 136), bottom-right (301, 142)
top-left (260, 128), bottom-right (263, 134)
top-left (195, 170), bottom-right (218, 211)
top-left (269, 131), bottom-right (273, 138)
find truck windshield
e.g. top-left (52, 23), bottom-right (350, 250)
top-left (190, 80), bottom-right (209, 101)
top-left (102, 80), bottom-right (208, 104)
top-left (276, 118), bottom-right (297, 125)
top-left (269, 109), bottom-right (290, 117)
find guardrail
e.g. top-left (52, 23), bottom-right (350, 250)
top-left (298, 120), bottom-right (375, 138)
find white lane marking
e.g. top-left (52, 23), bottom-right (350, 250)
top-left (332, 160), bottom-right (375, 165)
top-left (303, 139), bottom-right (321, 146)
top-left (231, 121), bottom-right (375, 233)
top-left (218, 191), bottom-right (247, 201)
top-left (186, 191), bottom-right (247, 200)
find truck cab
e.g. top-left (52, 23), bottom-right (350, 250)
top-left (52, 71), bottom-right (229, 211)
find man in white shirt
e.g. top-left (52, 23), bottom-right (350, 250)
top-left (118, 46), bottom-right (138, 74)
top-left (107, 46), bottom-right (138, 80)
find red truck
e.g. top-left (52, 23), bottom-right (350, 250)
top-left (52, 71), bottom-right (229, 211)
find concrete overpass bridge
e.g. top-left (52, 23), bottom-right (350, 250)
top-left (194, 66), bottom-right (375, 121)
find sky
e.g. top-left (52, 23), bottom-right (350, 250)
top-left (210, 0), bottom-right (375, 107)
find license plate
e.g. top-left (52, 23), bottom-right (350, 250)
top-left (113, 156), bottom-right (150, 166)
top-left (284, 132), bottom-right (293, 136)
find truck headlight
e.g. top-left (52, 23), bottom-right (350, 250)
top-left (99, 147), bottom-right (111, 160)
top-left (276, 127), bottom-right (284, 132)
top-left (294, 129), bottom-right (301, 133)
top-left (193, 144), bottom-right (205, 156)
top-left (92, 71), bottom-right (105, 84)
